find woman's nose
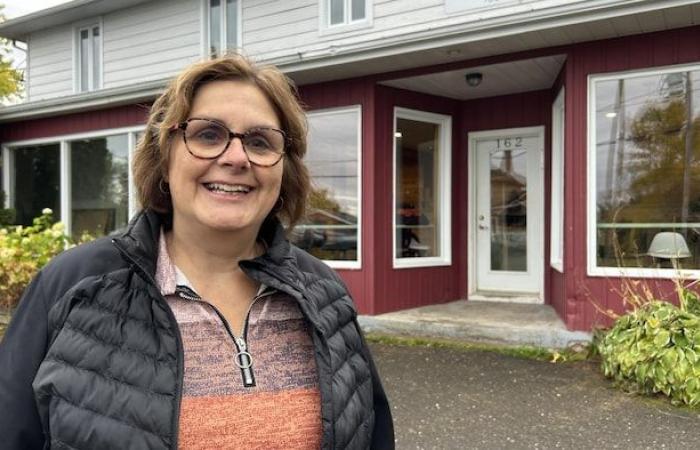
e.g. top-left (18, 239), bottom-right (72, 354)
top-left (217, 136), bottom-right (250, 168)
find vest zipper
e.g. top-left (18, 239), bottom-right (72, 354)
top-left (175, 286), bottom-right (275, 388)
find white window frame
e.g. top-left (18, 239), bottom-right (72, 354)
top-left (587, 62), bottom-right (700, 279)
top-left (73, 19), bottom-right (103, 93)
top-left (550, 87), bottom-right (565, 273)
top-left (393, 107), bottom-right (452, 269)
top-left (201, 0), bottom-right (243, 57)
top-left (303, 105), bottom-right (363, 269)
top-left (319, 0), bottom-right (372, 35)
top-left (2, 126), bottom-right (145, 236)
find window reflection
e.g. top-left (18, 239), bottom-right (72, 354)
top-left (70, 135), bottom-right (129, 238)
top-left (595, 68), bottom-right (700, 269)
top-left (290, 108), bottom-right (360, 262)
top-left (13, 144), bottom-right (60, 226)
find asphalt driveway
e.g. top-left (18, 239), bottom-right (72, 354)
top-left (370, 343), bottom-right (700, 449)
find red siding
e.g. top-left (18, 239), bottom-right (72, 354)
top-left (564, 26), bottom-right (700, 330)
top-left (299, 79), bottom-right (377, 313)
top-left (0, 104), bottom-right (149, 142)
top-left (373, 86), bottom-right (463, 312)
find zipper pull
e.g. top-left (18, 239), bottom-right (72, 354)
top-left (234, 337), bottom-right (255, 387)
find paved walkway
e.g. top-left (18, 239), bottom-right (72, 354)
top-left (371, 342), bottom-right (700, 449)
top-left (360, 299), bottom-right (591, 349)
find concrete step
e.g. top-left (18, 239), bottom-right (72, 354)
top-left (358, 299), bottom-right (591, 349)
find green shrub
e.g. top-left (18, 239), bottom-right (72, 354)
top-left (0, 209), bottom-right (91, 311)
top-left (0, 190), bottom-right (15, 226)
top-left (596, 289), bottom-right (700, 407)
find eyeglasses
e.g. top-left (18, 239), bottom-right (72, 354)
top-left (172, 118), bottom-right (287, 167)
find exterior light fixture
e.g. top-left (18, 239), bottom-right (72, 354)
top-left (394, 132), bottom-right (403, 138)
top-left (465, 72), bottom-right (483, 87)
top-left (605, 112), bottom-right (617, 118)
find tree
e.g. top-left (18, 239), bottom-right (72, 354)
top-left (0, 4), bottom-right (23, 100)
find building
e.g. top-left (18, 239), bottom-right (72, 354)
top-left (1, 0), bottom-right (699, 331)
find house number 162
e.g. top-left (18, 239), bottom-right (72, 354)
top-left (496, 137), bottom-right (523, 148)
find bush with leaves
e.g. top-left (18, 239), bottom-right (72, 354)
top-left (0, 209), bottom-right (91, 311)
top-left (0, 190), bottom-right (15, 226)
top-left (596, 284), bottom-right (700, 407)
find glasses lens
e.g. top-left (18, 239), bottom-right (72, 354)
top-left (242, 128), bottom-right (285, 165)
top-left (184, 120), bottom-right (228, 158)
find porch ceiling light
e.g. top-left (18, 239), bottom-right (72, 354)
top-left (647, 232), bottom-right (692, 259)
top-left (465, 72), bottom-right (483, 87)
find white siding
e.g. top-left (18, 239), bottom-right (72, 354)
top-left (103, 0), bottom-right (201, 88)
top-left (27, 27), bottom-right (73, 101)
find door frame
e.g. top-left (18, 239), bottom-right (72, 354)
top-left (467, 126), bottom-right (545, 303)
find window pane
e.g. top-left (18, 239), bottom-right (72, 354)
top-left (12, 144), bottom-right (60, 226)
top-left (396, 118), bottom-right (439, 258)
top-left (595, 69), bottom-right (700, 269)
top-left (70, 135), bottom-right (129, 238)
top-left (80, 29), bottom-right (89, 91)
top-left (351, 0), bottom-right (366, 21)
top-left (330, 0), bottom-right (344, 25)
top-left (209, 0), bottom-right (221, 56)
top-left (92, 26), bottom-right (100, 89)
top-left (290, 109), bottom-right (360, 261)
top-left (226, 0), bottom-right (238, 49)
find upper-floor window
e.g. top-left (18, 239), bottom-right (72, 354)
top-left (76, 24), bottom-right (101, 92)
top-left (323, 0), bottom-right (371, 27)
top-left (207, 0), bottom-right (241, 57)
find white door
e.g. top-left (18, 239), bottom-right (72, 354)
top-left (470, 127), bottom-right (544, 296)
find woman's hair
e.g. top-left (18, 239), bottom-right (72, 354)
top-left (132, 54), bottom-right (310, 227)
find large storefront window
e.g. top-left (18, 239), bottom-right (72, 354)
top-left (394, 108), bottom-right (451, 268)
top-left (12, 144), bottom-right (61, 226)
top-left (290, 106), bottom-right (361, 267)
top-left (4, 128), bottom-right (142, 235)
top-left (591, 66), bottom-right (700, 273)
top-left (70, 135), bottom-right (129, 237)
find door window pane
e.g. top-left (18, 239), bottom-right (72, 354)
top-left (395, 118), bottom-right (440, 258)
top-left (489, 147), bottom-right (527, 271)
top-left (291, 108), bottom-right (360, 262)
top-left (13, 144), bottom-right (60, 226)
top-left (594, 68), bottom-right (700, 269)
top-left (70, 135), bottom-right (129, 237)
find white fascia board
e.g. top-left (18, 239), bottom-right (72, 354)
top-left (0, 79), bottom-right (167, 122)
top-left (272, 0), bottom-right (698, 74)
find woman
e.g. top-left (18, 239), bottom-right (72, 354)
top-left (0, 55), bottom-right (394, 449)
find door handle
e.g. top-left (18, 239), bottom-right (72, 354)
top-left (478, 224), bottom-right (489, 230)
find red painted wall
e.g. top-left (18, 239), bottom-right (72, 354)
top-left (298, 79), bottom-right (377, 313)
top-left (0, 104), bottom-right (149, 142)
top-left (563, 26), bottom-right (700, 330)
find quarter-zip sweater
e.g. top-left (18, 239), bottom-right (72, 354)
top-left (155, 233), bottom-right (323, 448)
top-left (0, 210), bottom-right (394, 449)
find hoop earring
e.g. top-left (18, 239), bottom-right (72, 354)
top-left (273, 196), bottom-right (284, 212)
top-left (159, 179), bottom-right (170, 195)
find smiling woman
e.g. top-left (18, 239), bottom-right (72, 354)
top-left (0, 54), bottom-right (394, 450)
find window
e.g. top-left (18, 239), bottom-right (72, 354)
top-left (10, 144), bottom-right (60, 226)
top-left (322, 0), bottom-right (371, 31)
top-left (207, 0), bottom-right (241, 57)
top-left (3, 128), bottom-right (143, 237)
top-left (589, 65), bottom-right (700, 276)
top-left (290, 106), bottom-right (361, 268)
top-left (76, 24), bottom-right (101, 92)
top-left (70, 136), bottom-right (130, 238)
top-left (393, 108), bottom-right (452, 268)
top-left (551, 87), bottom-right (565, 272)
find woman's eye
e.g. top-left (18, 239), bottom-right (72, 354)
top-left (245, 134), bottom-right (272, 151)
top-left (193, 127), bottom-right (224, 144)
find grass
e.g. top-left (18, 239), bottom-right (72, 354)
top-left (365, 333), bottom-right (593, 363)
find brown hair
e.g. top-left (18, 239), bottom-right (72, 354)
top-left (132, 54), bottom-right (310, 227)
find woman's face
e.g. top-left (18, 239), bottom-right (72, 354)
top-left (166, 79), bottom-right (284, 238)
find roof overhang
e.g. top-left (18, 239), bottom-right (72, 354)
top-left (0, 0), bottom-right (152, 41)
